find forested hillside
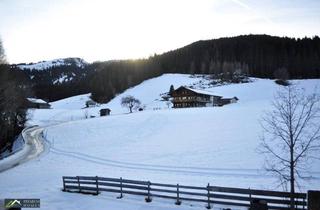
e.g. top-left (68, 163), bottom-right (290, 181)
top-left (88, 35), bottom-right (320, 102)
top-left (14, 34), bottom-right (320, 103)
top-left (0, 40), bottom-right (29, 151)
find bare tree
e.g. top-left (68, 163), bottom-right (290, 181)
top-left (84, 109), bottom-right (89, 119)
top-left (121, 95), bottom-right (141, 113)
top-left (274, 67), bottom-right (290, 86)
top-left (169, 85), bottom-right (174, 95)
top-left (260, 84), bottom-right (320, 209)
top-left (274, 67), bottom-right (289, 81)
top-left (166, 101), bottom-right (171, 108)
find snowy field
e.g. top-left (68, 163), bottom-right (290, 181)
top-left (1, 74), bottom-right (319, 210)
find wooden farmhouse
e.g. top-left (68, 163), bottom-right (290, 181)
top-left (171, 86), bottom-right (222, 108)
top-left (26, 98), bottom-right (51, 109)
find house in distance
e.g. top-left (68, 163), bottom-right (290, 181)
top-left (86, 100), bottom-right (98, 108)
top-left (170, 86), bottom-right (238, 108)
top-left (26, 98), bottom-right (51, 109)
top-left (100, 108), bottom-right (111, 116)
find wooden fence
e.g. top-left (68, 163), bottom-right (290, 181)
top-left (62, 176), bottom-right (307, 210)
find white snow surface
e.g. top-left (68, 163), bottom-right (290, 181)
top-left (53, 74), bottom-right (73, 84)
top-left (17, 58), bottom-right (87, 71)
top-left (50, 93), bottom-right (91, 110)
top-left (1, 74), bottom-right (320, 210)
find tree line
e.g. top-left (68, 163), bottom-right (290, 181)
top-left (88, 35), bottom-right (320, 103)
top-left (0, 39), bottom-right (30, 152)
top-left (9, 34), bottom-right (319, 104)
top-left (2, 34), bottom-right (319, 105)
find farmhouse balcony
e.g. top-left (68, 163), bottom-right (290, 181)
top-left (172, 97), bottom-right (211, 103)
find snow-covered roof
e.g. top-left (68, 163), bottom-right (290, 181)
top-left (27, 98), bottom-right (48, 104)
top-left (182, 86), bottom-right (222, 97)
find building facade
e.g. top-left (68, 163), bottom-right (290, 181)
top-left (171, 86), bottom-right (222, 108)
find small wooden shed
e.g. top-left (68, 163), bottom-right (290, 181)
top-left (100, 108), bottom-right (111, 116)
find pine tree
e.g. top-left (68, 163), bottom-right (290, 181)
top-left (169, 85), bottom-right (174, 95)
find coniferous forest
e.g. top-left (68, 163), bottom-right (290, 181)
top-left (87, 35), bottom-right (320, 103)
top-left (8, 34), bottom-right (320, 104)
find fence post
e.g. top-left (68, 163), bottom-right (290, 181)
top-left (62, 177), bottom-right (66, 191)
top-left (308, 191), bottom-right (320, 210)
top-left (117, 177), bottom-right (123, 199)
top-left (95, 176), bottom-right (99, 195)
top-left (206, 183), bottom-right (211, 209)
top-left (175, 184), bottom-right (181, 205)
top-left (145, 181), bottom-right (152, 202)
top-left (77, 176), bottom-right (81, 193)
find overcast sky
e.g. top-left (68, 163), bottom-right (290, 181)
top-left (0, 0), bottom-right (319, 64)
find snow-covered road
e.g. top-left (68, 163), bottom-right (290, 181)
top-left (0, 126), bottom-right (45, 173)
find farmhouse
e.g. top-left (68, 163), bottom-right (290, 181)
top-left (27, 98), bottom-right (51, 109)
top-left (171, 86), bottom-right (222, 108)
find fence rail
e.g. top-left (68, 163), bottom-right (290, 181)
top-left (62, 176), bottom-right (307, 210)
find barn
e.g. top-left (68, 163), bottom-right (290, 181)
top-left (27, 98), bottom-right (51, 109)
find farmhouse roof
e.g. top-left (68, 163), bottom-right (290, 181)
top-left (27, 98), bottom-right (47, 104)
top-left (181, 86), bottom-right (222, 97)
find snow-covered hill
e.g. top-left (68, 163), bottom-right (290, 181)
top-left (50, 93), bottom-right (92, 109)
top-left (1, 74), bottom-right (319, 210)
top-left (17, 57), bottom-right (88, 71)
top-left (30, 74), bottom-right (243, 124)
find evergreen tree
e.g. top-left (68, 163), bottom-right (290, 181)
top-left (169, 85), bottom-right (174, 95)
top-left (0, 38), bottom-right (29, 151)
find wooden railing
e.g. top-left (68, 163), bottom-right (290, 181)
top-left (62, 176), bottom-right (307, 210)
top-left (172, 98), bottom-right (210, 103)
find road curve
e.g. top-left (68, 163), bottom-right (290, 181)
top-left (0, 126), bottom-right (45, 173)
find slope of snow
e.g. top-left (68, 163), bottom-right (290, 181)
top-left (17, 57), bottom-right (88, 71)
top-left (28, 74), bottom-right (219, 125)
top-left (105, 74), bottom-right (226, 114)
top-left (50, 93), bottom-right (91, 109)
top-left (1, 74), bottom-right (319, 210)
